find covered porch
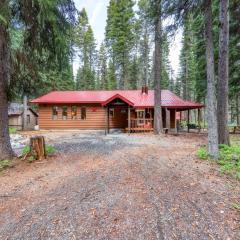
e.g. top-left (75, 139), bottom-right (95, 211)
top-left (102, 93), bottom-right (204, 134)
top-left (103, 102), bottom-right (179, 134)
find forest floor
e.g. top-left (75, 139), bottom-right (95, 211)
top-left (0, 130), bottom-right (239, 240)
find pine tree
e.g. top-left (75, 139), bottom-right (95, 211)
top-left (75, 9), bottom-right (97, 90)
top-left (107, 60), bottom-right (117, 90)
top-left (137, 0), bottom-right (152, 87)
top-left (178, 14), bottom-right (198, 101)
top-left (217, 0), bottom-right (230, 145)
top-left (150, 0), bottom-right (163, 134)
top-left (97, 42), bottom-right (108, 89)
top-left (204, 0), bottom-right (219, 158)
top-left (105, 0), bottom-right (135, 89)
top-left (0, 0), bottom-right (77, 160)
top-left (161, 34), bottom-right (172, 90)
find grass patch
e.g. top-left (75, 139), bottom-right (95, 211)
top-left (232, 203), bottom-right (240, 210)
top-left (196, 147), bottom-right (208, 160)
top-left (28, 156), bottom-right (35, 162)
top-left (46, 145), bottom-right (56, 155)
top-left (0, 160), bottom-right (11, 170)
top-left (9, 127), bottom-right (17, 134)
top-left (196, 144), bottom-right (240, 180)
top-left (22, 144), bottom-right (56, 162)
top-left (22, 146), bottom-right (30, 155)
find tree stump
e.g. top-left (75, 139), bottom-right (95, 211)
top-left (30, 136), bottom-right (46, 160)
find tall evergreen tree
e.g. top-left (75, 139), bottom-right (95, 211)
top-left (0, 0), bottom-right (77, 160)
top-left (105, 0), bottom-right (135, 89)
top-left (97, 42), bottom-right (108, 89)
top-left (137, 0), bottom-right (152, 87)
top-left (204, 0), bottom-right (219, 158)
top-left (75, 9), bottom-right (97, 90)
top-left (150, 0), bottom-right (163, 134)
top-left (217, 0), bottom-right (230, 145)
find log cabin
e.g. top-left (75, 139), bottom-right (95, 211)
top-left (31, 87), bottom-right (203, 133)
top-left (8, 103), bottom-right (38, 130)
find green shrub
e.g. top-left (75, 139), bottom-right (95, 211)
top-left (196, 147), bottom-right (208, 159)
top-left (9, 127), bottom-right (17, 134)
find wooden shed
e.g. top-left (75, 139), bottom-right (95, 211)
top-left (8, 103), bottom-right (38, 130)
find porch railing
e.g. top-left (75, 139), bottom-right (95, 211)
top-left (128, 118), bottom-right (153, 131)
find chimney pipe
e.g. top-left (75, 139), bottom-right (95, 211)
top-left (145, 86), bottom-right (148, 94)
top-left (142, 86), bottom-right (148, 95)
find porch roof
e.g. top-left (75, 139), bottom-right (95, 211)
top-left (31, 90), bottom-right (203, 109)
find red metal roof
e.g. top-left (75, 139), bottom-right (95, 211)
top-left (31, 90), bottom-right (203, 109)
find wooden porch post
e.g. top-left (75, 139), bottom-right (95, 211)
top-left (128, 106), bottom-right (131, 134)
top-left (105, 107), bottom-right (107, 135)
top-left (187, 109), bottom-right (190, 133)
top-left (198, 108), bottom-right (201, 133)
top-left (107, 106), bottom-right (110, 134)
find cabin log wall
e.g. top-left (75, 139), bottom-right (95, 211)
top-left (170, 109), bottom-right (176, 129)
top-left (38, 104), bottom-right (127, 129)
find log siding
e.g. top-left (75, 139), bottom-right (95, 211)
top-left (38, 104), bottom-right (128, 130)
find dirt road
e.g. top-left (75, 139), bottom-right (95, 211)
top-left (0, 131), bottom-right (239, 239)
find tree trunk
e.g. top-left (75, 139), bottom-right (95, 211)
top-left (0, 13), bottom-right (15, 161)
top-left (236, 94), bottom-right (240, 125)
top-left (154, 0), bottom-right (163, 134)
top-left (23, 95), bottom-right (28, 130)
top-left (30, 136), bottom-right (46, 160)
top-left (217, 0), bottom-right (230, 145)
top-left (143, 26), bottom-right (149, 86)
top-left (204, 0), bottom-right (219, 158)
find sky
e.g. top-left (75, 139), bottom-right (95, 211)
top-left (73, 0), bottom-right (182, 78)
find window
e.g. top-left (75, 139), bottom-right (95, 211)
top-left (71, 106), bottom-right (77, 120)
top-left (136, 109), bottom-right (145, 126)
top-left (136, 109), bottom-right (145, 119)
top-left (27, 114), bottom-right (30, 124)
top-left (81, 107), bottom-right (86, 120)
top-left (62, 106), bottom-right (68, 120)
top-left (52, 106), bottom-right (58, 120)
top-left (109, 108), bottom-right (114, 118)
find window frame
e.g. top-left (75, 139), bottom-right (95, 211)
top-left (80, 106), bottom-right (86, 120)
top-left (52, 106), bottom-right (59, 120)
top-left (71, 106), bottom-right (77, 120)
top-left (109, 108), bottom-right (114, 118)
top-left (62, 106), bottom-right (68, 120)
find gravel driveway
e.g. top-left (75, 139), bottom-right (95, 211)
top-left (0, 131), bottom-right (239, 239)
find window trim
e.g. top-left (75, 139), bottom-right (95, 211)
top-left (62, 106), bottom-right (68, 120)
top-left (109, 108), bottom-right (114, 118)
top-left (71, 106), bottom-right (77, 120)
top-left (80, 106), bottom-right (86, 120)
top-left (52, 106), bottom-right (58, 120)
top-left (27, 114), bottom-right (30, 124)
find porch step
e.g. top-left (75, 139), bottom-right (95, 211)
top-left (125, 128), bottom-right (153, 132)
